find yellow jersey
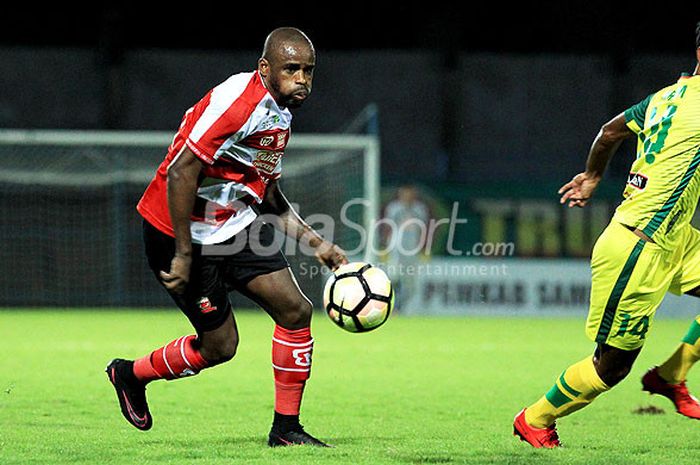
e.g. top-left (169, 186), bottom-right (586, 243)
top-left (613, 74), bottom-right (700, 250)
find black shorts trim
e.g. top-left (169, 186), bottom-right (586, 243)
top-left (142, 218), bottom-right (289, 333)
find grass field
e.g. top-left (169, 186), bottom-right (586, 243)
top-left (1, 309), bottom-right (699, 465)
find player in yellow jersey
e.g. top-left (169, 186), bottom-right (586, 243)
top-left (514, 23), bottom-right (700, 448)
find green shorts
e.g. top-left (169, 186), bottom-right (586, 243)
top-left (586, 221), bottom-right (700, 350)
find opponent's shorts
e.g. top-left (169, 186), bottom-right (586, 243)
top-left (586, 221), bottom-right (700, 350)
top-left (143, 218), bottom-right (289, 333)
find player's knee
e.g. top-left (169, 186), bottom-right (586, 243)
top-left (594, 344), bottom-right (640, 387)
top-left (217, 337), bottom-right (239, 362)
top-left (596, 362), bottom-right (633, 387)
top-left (199, 335), bottom-right (239, 365)
top-left (277, 298), bottom-right (313, 330)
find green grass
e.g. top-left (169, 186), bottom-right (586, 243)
top-left (1, 309), bottom-right (700, 465)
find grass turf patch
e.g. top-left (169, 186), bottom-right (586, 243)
top-left (1, 309), bottom-right (699, 464)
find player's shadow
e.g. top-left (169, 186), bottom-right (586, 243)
top-left (397, 456), bottom-right (457, 464)
top-left (324, 435), bottom-right (403, 446)
top-left (144, 435), bottom-right (263, 448)
top-left (213, 436), bottom-right (266, 447)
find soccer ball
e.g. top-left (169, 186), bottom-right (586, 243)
top-left (323, 262), bottom-right (394, 333)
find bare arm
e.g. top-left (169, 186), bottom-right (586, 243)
top-left (260, 179), bottom-right (348, 269)
top-left (160, 147), bottom-right (203, 293)
top-left (559, 113), bottom-right (635, 208)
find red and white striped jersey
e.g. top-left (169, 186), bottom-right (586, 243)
top-left (137, 71), bottom-right (292, 244)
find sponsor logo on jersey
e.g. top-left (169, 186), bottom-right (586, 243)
top-left (253, 151), bottom-right (282, 175)
top-left (627, 172), bottom-right (648, 190)
top-left (292, 347), bottom-right (313, 367)
top-left (242, 128), bottom-right (289, 151)
top-left (197, 297), bottom-right (218, 314)
top-left (276, 132), bottom-right (287, 149)
top-left (260, 115), bottom-right (281, 130)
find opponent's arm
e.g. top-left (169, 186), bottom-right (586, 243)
top-left (559, 113), bottom-right (635, 208)
top-left (260, 179), bottom-right (348, 270)
top-left (161, 147), bottom-right (203, 294)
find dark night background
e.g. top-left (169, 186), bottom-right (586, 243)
top-left (3, 4), bottom-right (698, 52)
top-left (2, 3), bottom-right (700, 200)
top-left (0, 4), bottom-right (699, 305)
top-left (1, 4), bottom-right (698, 184)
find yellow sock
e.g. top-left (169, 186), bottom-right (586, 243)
top-left (657, 317), bottom-right (700, 385)
top-left (525, 356), bottom-right (610, 429)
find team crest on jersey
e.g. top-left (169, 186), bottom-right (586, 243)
top-left (627, 172), bottom-right (648, 191)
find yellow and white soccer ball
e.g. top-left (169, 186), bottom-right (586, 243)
top-left (323, 262), bottom-right (394, 333)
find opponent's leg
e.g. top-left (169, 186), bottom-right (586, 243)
top-left (643, 313), bottom-right (700, 419)
top-left (515, 343), bottom-right (637, 448)
top-left (242, 268), bottom-right (329, 447)
top-left (643, 226), bottom-right (700, 418)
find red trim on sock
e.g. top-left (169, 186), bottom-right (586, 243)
top-left (274, 382), bottom-right (305, 415)
top-left (133, 335), bottom-right (209, 382)
top-left (273, 325), bottom-right (312, 343)
top-left (133, 354), bottom-right (159, 383)
top-left (272, 325), bottom-right (312, 416)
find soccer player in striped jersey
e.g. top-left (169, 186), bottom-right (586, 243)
top-left (105, 27), bottom-right (347, 447)
top-left (514, 23), bottom-right (700, 448)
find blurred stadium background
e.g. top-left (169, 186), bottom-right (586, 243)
top-left (1, 5), bottom-right (699, 318)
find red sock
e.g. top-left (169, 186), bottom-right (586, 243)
top-left (272, 325), bottom-right (313, 415)
top-left (132, 335), bottom-right (209, 383)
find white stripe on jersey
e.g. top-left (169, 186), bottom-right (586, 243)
top-left (188, 72), bottom-right (254, 148)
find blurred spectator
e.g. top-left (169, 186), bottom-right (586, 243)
top-left (382, 185), bottom-right (431, 311)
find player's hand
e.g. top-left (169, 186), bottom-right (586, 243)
top-left (315, 240), bottom-right (348, 271)
top-left (558, 172), bottom-right (601, 208)
top-left (160, 254), bottom-right (192, 295)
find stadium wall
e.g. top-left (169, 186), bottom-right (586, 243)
top-left (390, 257), bottom-right (700, 319)
top-left (0, 48), bottom-right (692, 183)
top-left (1, 49), bottom-right (696, 311)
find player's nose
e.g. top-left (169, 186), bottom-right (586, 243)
top-left (295, 70), bottom-right (308, 85)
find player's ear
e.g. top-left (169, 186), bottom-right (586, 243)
top-left (258, 58), bottom-right (270, 77)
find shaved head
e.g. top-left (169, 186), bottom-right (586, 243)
top-left (262, 27), bottom-right (315, 64)
top-left (258, 28), bottom-right (316, 109)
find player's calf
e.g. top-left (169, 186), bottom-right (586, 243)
top-left (272, 297), bottom-right (313, 330)
top-left (271, 325), bottom-right (313, 416)
top-left (268, 324), bottom-right (330, 446)
top-left (198, 329), bottom-right (239, 364)
top-left (133, 334), bottom-right (210, 382)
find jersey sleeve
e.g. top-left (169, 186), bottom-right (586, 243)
top-left (185, 75), bottom-right (263, 165)
top-left (623, 93), bottom-right (654, 134)
top-left (186, 103), bottom-right (248, 165)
